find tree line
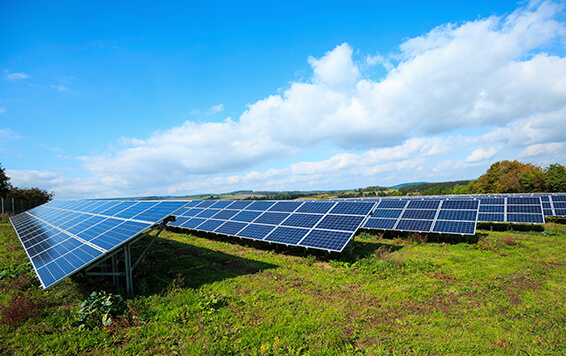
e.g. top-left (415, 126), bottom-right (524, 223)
top-left (0, 163), bottom-right (53, 205)
top-left (399, 161), bottom-right (566, 196)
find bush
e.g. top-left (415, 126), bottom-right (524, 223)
top-left (1, 290), bottom-right (44, 328)
top-left (73, 291), bottom-right (126, 330)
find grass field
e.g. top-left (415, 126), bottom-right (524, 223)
top-left (1, 216), bottom-right (566, 355)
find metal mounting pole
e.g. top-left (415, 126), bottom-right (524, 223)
top-left (131, 222), bottom-right (168, 271)
top-left (124, 244), bottom-right (133, 294)
top-left (112, 254), bottom-right (118, 286)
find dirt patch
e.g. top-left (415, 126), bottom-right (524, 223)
top-left (426, 271), bottom-right (459, 283)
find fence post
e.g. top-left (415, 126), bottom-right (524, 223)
top-left (12, 199), bottom-right (14, 214)
top-left (1, 198), bottom-right (3, 214)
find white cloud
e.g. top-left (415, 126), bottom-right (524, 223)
top-left (465, 147), bottom-right (499, 162)
top-left (208, 104), bottom-right (224, 114)
top-left (3, 72), bottom-right (29, 80)
top-left (0, 107), bottom-right (5, 114)
top-left (51, 84), bottom-right (68, 92)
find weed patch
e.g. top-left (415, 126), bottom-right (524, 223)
top-left (1, 290), bottom-right (44, 328)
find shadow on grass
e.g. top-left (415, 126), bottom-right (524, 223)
top-left (72, 233), bottom-right (278, 297)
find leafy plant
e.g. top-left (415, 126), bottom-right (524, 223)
top-left (73, 290), bottom-right (126, 329)
top-left (0, 263), bottom-right (32, 281)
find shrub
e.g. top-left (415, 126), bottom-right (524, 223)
top-left (73, 291), bottom-right (126, 330)
top-left (0, 290), bottom-right (44, 328)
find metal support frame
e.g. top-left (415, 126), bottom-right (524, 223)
top-left (83, 217), bottom-right (173, 294)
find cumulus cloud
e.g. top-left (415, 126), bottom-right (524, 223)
top-left (465, 147), bottom-right (499, 162)
top-left (14, 1), bottom-right (566, 198)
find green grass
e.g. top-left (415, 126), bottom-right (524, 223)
top-left (1, 218), bottom-right (566, 355)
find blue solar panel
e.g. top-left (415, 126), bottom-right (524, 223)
top-left (264, 227), bottom-right (309, 245)
top-left (133, 201), bottom-right (188, 222)
top-left (268, 201), bottom-right (303, 212)
top-left (363, 218), bottom-right (397, 230)
top-left (228, 201), bottom-right (253, 209)
top-left (555, 209), bottom-right (566, 216)
top-left (507, 213), bottom-right (544, 224)
top-left (98, 201), bottom-right (137, 216)
top-left (401, 209), bottom-right (436, 220)
top-left (180, 217), bottom-right (206, 229)
top-left (211, 209), bottom-right (239, 220)
top-left (196, 201), bottom-right (217, 208)
top-left (245, 201), bottom-right (276, 211)
top-left (254, 212), bottom-right (290, 225)
top-left (441, 200), bottom-right (479, 210)
top-left (215, 221), bottom-right (248, 236)
top-left (436, 210), bottom-right (477, 221)
top-left (407, 200), bottom-right (441, 209)
top-left (553, 195), bottom-right (566, 201)
top-left (195, 209), bottom-right (221, 218)
top-left (479, 205), bottom-right (505, 213)
top-left (237, 224), bottom-right (276, 240)
top-left (114, 202), bottom-right (158, 219)
top-left (553, 202), bottom-right (566, 209)
top-left (281, 213), bottom-right (323, 229)
top-left (371, 209), bottom-right (403, 219)
top-left (296, 201), bottom-right (335, 214)
top-left (508, 197), bottom-right (540, 205)
top-left (433, 220), bottom-right (476, 235)
top-left (299, 230), bottom-right (353, 252)
top-left (11, 198), bottom-right (185, 290)
top-left (168, 216), bottom-right (191, 227)
top-left (197, 219), bottom-right (225, 232)
top-left (480, 198), bottom-right (505, 205)
top-left (477, 213), bottom-right (505, 222)
top-left (507, 205), bottom-right (542, 213)
top-left (231, 210), bottom-right (262, 222)
top-left (316, 215), bottom-right (364, 232)
top-left (210, 201), bottom-right (235, 209)
top-left (395, 219), bottom-right (433, 232)
top-left (180, 208), bottom-right (203, 217)
top-left (376, 200), bottom-right (407, 209)
top-left (329, 202), bottom-right (375, 216)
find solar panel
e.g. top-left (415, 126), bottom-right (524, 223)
top-left (10, 199), bottom-right (186, 289)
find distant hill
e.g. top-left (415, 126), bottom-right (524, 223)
top-left (398, 180), bottom-right (472, 195)
top-left (389, 182), bottom-right (429, 189)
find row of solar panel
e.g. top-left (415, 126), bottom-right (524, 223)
top-left (10, 200), bottom-right (187, 289)
top-left (44, 199), bottom-right (188, 223)
top-left (362, 198), bottom-right (479, 235)
top-left (168, 201), bottom-right (375, 252)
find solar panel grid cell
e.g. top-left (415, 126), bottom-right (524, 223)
top-left (195, 209), bottom-right (221, 218)
top-left (395, 219), bottom-right (433, 232)
top-left (237, 224), bottom-right (276, 240)
top-left (215, 221), bottom-right (248, 236)
top-left (296, 201), bottom-right (335, 214)
top-left (253, 212), bottom-right (290, 225)
top-left (264, 226), bottom-right (309, 245)
top-left (299, 230), bottom-right (353, 251)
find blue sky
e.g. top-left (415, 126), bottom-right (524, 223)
top-left (1, 0), bottom-right (566, 198)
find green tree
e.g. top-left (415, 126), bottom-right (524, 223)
top-left (0, 163), bottom-right (11, 198)
top-left (545, 163), bottom-right (566, 192)
top-left (7, 187), bottom-right (53, 205)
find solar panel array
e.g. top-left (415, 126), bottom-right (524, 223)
top-left (536, 193), bottom-right (566, 217)
top-left (476, 196), bottom-right (545, 224)
top-left (9, 200), bottom-right (186, 289)
top-left (168, 200), bottom-right (375, 252)
top-left (10, 193), bottom-right (564, 290)
top-left (363, 198), bottom-right (479, 235)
